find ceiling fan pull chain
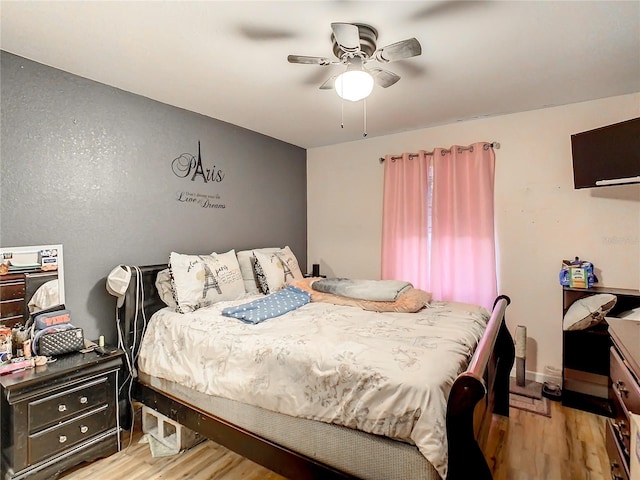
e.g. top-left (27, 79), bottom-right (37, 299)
top-left (363, 98), bottom-right (368, 137)
top-left (341, 98), bottom-right (344, 129)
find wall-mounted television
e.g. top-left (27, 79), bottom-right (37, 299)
top-left (570, 117), bottom-right (640, 189)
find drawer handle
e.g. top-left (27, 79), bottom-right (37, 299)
top-left (611, 461), bottom-right (623, 479)
top-left (613, 420), bottom-right (630, 439)
top-left (80, 425), bottom-right (89, 434)
top-left (613, 380), bottom-right (628, 396)
top-left (58, 404), bottom-right (67, 412)
top-left (59, 435), bottom-right (67, 444)
top-left (79, 396), bottom-right (88, 404)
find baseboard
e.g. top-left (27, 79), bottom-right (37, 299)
top-left (510, 366), bottom-right (562, 387)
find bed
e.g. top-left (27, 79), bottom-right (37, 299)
top-left (118, 262), bottom-right (514, 480)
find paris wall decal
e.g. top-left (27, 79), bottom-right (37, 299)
top-left (171, 141), bottom-right (227, 210)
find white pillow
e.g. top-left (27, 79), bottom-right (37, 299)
top-left (169, 249), bottom-right (245, 313)
top-left (236, 248), bottom-right (280, 294)
top-left (253, 246), bottom-right (303, 294)
top-left (563, 293), bottom-right (617, 331)
top-left (155, 268), bottom-right (177, 309)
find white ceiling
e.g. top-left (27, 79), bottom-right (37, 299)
top-left (1, 1), bottom-right (639, 149)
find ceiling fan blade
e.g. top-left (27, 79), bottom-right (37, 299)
top-left (237, 24), bottom-right (297, 41)
top-left (288, 55), bottom-right (331, 65)
top-left (319, 76), bottom-right (336, 90)
top-left (369, 68), bottom-right (401, 88)
top-left (331, 23), bottom-right (361, 52)
top-left (409, 1), bottom-right (490, 21)
top-left (305, 67), bottom-right (336, 86)
top-left (375, 38), bottom-right (422, 63)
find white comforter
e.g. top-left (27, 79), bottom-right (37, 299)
top-left (138, 297), bottom-right (489, 477)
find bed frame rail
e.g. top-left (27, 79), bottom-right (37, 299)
top-left (135, 382), bottom-right (357, 479)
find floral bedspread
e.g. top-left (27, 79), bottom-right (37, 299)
top-left (137, 297), bottom-right (489, 477)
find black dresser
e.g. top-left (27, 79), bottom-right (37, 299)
top-left (0, 350), bottom-right (123, 480)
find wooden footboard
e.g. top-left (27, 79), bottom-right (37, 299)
top-left (446, 295), bottom-right (514, 480)
top-left (118, 265), bottom-right (513, 480)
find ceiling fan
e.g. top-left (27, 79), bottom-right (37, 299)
top-left (287, 22), bottom-right (422, 102)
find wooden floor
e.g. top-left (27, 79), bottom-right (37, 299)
top-left (61, 401), bottom-right (610, 480)
top-left (485, 401), bottom-right (610, 480)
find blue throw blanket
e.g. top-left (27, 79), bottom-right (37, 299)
top-left (222, 286), bottom-right (311, 324)
top-left (312, 278), bottom-right (412, 302)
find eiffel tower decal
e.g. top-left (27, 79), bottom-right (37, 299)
top-left (274, 253), bottom-right (294, 281)
top-left (198, 256), bottom-right (222, 298)
top-left (190, 141), bottom-right (207, 183)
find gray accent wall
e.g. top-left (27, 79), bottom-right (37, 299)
top-left (0, 51), bottom-right (307, 343)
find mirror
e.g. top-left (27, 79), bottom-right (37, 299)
top-left (0, 244), bottom-right (65, 327)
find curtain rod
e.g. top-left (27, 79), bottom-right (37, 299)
top-left (379, 141), bottom-right (500, 163)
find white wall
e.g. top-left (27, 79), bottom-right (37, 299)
top-left (307, 93), bottom-right (640, 378)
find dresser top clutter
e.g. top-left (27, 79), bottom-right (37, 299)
top-left (0, 244), bottom-right (65, 328)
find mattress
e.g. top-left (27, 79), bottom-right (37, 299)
top-left (138, 297), bottom-right (489, 477)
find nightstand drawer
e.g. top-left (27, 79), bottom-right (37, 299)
top-left (0, 298), bottom-right (24, 319)
top-left (28, 376), bottom-right (109, 432)
top-left (0, 280), bottom-right (25, 301)
top-left (611, 348), bottom-right (640, 415)
top-left (28, 405), bottom-right (111, 464)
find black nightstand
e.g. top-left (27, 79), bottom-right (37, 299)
top-left (0, 349), bottom-right (123, 480)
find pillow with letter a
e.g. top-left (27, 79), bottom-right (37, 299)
top-left (169, 249), bottom-right (245, 313)
top-left (253, 246), bottom-right (303, 294)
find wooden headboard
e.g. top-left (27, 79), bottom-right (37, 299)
top-left (118, 264), bottom-right (167, 364)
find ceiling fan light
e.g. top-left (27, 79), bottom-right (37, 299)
top-left (334, 70), bottom-right (374, 102)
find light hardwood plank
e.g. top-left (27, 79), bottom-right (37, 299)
top-left (485, 401), bottom-right (610, 480)
top-left (61, 401), bottom-right (610, 480)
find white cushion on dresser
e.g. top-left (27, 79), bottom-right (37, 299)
top-left (563, 293), bottom-right (617, 331)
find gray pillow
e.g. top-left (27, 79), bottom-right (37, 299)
top-left (155, 268), bottom-right (177, 309)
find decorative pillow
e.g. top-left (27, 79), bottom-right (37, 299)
top-left (563, 293), bottom-right (617, 331)
top-left (236, 248), bottom-right (280, 294)
top-left (253, 246), bottom-right (303, 294)
top-left (155, 268), bottom-right (177, 309)
top-left (169, 249), bottom-right (245, 313)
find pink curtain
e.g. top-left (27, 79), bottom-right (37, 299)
top-left (381, 142), bottom-right (497, 309)
top-left (430, 143), bottom-right (496, 308)
top-left (381, 151), bottom-right (430, 288)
